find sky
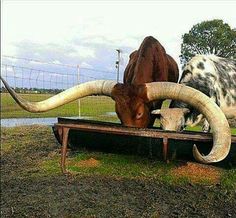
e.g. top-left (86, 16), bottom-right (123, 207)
top-left (2, 0), bottom-right (236, 89)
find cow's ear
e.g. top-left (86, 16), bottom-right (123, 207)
top-left (111, 83), bottom-right (124, 99)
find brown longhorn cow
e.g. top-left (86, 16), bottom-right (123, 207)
top-left (112, 36), bottom-right (179, 127)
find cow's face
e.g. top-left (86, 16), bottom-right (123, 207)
top-left (115, 99), bottom-right (151, 128)
top-left (152, 108), bottom-right (190, 131)
top-left (111, 84), bottom-right (151, 128)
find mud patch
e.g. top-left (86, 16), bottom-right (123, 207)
top-left (171, 162), bottom-right (221, 184)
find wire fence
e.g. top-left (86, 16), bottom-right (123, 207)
top-left (1, 56), bottom-right (119, 125)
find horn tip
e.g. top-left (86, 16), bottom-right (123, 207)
top-left (192, 144), bottom-right (210, 164)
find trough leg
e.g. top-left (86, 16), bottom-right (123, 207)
top-left (148, 138), bottom-right (153, 158)
top-left (58, 127), bottom-right (63, 143)
top-left (60, 127), bottom-right (70, 174)
top-left (163, 137), bottom-right (169, 163)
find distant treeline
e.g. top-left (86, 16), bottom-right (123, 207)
top-left (0, 87), bottom-right (64, 94)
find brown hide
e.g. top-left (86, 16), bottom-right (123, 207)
top-left (124, 36), bottom-right (179, 84)
top-left (113, 36), bottom-right (179, 128)
top-left (166, 54), bottom-right (179, 83)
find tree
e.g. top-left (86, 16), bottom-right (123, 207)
top-left (180, 19), bottom-right (236, 65)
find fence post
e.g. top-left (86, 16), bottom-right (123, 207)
top-left (77, 65), bottom-right (81, 117)
top-left (116, 49), bottom-right (121, 83)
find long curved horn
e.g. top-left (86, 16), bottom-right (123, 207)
top-left (145, 82), bottom-right (231, 164)
top-left (0, 76), bottom-right (116, 112)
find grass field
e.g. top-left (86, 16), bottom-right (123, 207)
top-left (1, 125), bottom-right (236, 217)
top-left (2, 126), bottom-right (236, 188)
top-left (1, 92), bottom-right (236, 134)
top-left (1, 93), bottom-right (116, 120)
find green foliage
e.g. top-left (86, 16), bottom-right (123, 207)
top-left (180, 19), bottom-right (236, 65)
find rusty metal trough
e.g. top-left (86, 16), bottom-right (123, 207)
top-left (52, 117), bottom-right (236, 174)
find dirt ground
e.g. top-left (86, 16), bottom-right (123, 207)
top-left (1, 126), bottom-right (236, 217)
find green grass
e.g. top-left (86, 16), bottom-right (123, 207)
top-left (220, 169), bottom-right (236, 189)
top-left (185, 125), bottom-right (236, 135)
top-left (41, 150), bottom-right (236, 188)
top-left (42, 152), bottom-right (176, 181)
top-left (232, 129), bottom-right (236, 135)
top-left (1, 93), bottom-right (116, 120)
top-left (22, 146), bottom-right (236, 188)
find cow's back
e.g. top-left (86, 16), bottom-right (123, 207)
top-left (123, 36), bottom-right (179, 85)
top-left (123, 51), bottom-right (138, 84)
top-left (167, 54), bottom-right (179, 82)
top-left (178, 55), bottom-right (236, 109)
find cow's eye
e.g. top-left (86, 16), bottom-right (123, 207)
top-left (136, 112), bottom-right (143, 119)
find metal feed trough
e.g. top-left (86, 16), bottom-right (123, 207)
top-left (52, 118), bottom-right (236, 174)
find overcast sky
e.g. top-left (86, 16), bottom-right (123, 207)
top-left (2, 0), bottom-right (236, 87)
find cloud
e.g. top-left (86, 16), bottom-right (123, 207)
top-left (2, 44), bottom-right (18, 56)
top-left (1, 65), bottom-right (14, 75)
top-left (68, 46), bottom-right (96, 59)
top-left (80, 62), bottom-right (94, 69)
top-left (2, 0), bottom-right (236, 86)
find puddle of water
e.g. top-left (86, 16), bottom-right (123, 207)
top-left (105, 112), bottom-right (116, 116)
top-left (1, 112), bottom-right (117, 127)
top-left (1, 116), bottom-right (91, 127)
